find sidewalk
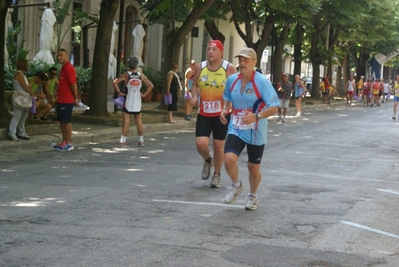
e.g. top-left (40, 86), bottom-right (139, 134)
top-left (0, 95), bottom-right (344, 153)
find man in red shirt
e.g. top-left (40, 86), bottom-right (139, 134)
top-left (53, 49), bottom-right (78, 151)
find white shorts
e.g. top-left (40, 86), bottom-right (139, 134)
top-left (279, 99), bottom-right (290, 108)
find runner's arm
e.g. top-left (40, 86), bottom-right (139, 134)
top-left (140, 74), bottom-right (154, 98)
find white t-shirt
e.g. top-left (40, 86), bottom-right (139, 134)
top-left (383, 83), bottom-right (390, 94)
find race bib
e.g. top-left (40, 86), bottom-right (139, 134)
top-left (203, 100), bottom-right (221, 113)
top-left (232, 109), bottom-right (255, 130)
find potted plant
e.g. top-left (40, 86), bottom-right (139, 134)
top-left (140, 66), bottom-right (164, 102)
top-left (75, 66), bottom-right (92, 103)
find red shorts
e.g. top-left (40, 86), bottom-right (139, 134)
top-left (346, 91), bottom-right (354, 95)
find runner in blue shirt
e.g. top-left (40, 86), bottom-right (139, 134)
top-left (220, 48), bottom-right (279, 211)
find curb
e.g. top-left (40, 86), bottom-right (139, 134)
top-left (0, 119), bottom-right (196, 153)
top-left (0, 99), bottom-right (345, 153)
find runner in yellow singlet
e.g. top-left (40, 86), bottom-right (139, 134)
top-left (191, 40), bottom-right (236, 188)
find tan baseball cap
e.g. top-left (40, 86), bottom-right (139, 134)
top-left (235, 48), bottom-right (257, 60)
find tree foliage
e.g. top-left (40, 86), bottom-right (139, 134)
top-left (140, 0), bottom-right (215, 108)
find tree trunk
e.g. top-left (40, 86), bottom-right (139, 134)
top-left (204, 21), bottom-right (225, 43)
top-left (335, 65), bottom-right (343, 96)
top-left (293, 23), bottom-right (305, 77)
top-left (157, 0), bottom-right (215, 109)
top-left (309, 14), bottom-right (323, 99)
top-left (311, 63), bottom-right (321, 99)
top-left (352, 51), bottom-right (369, 81)
top-left (85, 0), bottom-right (119, 117)
top-left (0, 0), bottom-right (13, 128)
top-left (228, 0), bottom-right (272, 69)
top-left (272, 24), bottom-right (290, 82)
top-left (342, 54), bottom-right (350, 89)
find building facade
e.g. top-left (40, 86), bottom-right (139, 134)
top-left (6, 0), bottom-right (250, 78)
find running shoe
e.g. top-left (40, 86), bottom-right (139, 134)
top-left (282, 117), bottom-right (285, 123)
top-left (138, 141), bottom-right (144, 147)
top-left (210, 173), bottom-right (221, 188)
top-left (393, 116), bottom-right (397, 121)
top-left (113, 142), bottom-right (127, 148)
top-left (224, 181), bottom-right (244, 204)
top-left (55, 143), bottom-right (74, 151)
top-left (201, 157), bottom-right (213, 180)
top-left (275, 116), bottom-right (281, 122)
top-left (51, 141), bottom-right (66, 148)
top-left (245, 195), bottom-right (258, 211)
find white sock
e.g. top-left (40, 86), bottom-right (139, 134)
top-left (233, 181), bottom-right (241, 188)
top-left (120, 136), bottom-right (126, 143)
top-left (138, 136), bottom-right (144, 142)
top-left (248, 192), bottom-right (257, 197)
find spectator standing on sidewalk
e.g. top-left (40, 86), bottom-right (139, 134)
top-left (53, 49), bottom-right (78, 151)
top-left (275, 73), bottom-right (292, 123)
top-left (294, 75), bottom-right (306, 116)
top-left (112, 56), bottom-right (154, 148)
top-left (184, 60), bottom-right (196, 121)
top-left (392, 74), bottom-right (399, 120)
top-left (8, 59), bottom-right (32, 142)
top-left (191, 40), bottom-right (237, 188)
top-left (166, 63), bottom-right (182, 124)
top-left (220, 47), bottom-right (279, 210)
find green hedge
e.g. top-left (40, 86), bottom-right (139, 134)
top-left (4, 60), bottom-right (91, 93)
top-left (5, 60), bottom-right (165, 95)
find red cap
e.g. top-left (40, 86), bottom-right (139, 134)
top-left (208, 40), bottom-right (224, 52)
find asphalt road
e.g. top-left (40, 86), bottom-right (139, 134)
top-left (1, 100), bottom-right (399, 267)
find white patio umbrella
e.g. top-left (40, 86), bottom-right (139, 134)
top-left (33, 8), bottom-right (56, 64)
top-left (108, 21), bottom-right (118, 79)
top-left (132, 24), bottom-right (146, 66)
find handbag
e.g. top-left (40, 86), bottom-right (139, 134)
top-left (12, 91), bottom-right (32, 110)
top-left (29, 97), bottom-right (36, 114)
top-left (164, 94), bottom-right (172, 105)
top-left (114, 96), bottom-right (125, 109)
top-left (184, 92), bottom-right (192, 99)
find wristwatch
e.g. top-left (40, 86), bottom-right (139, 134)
top-left (257, 113), bottom-right (262, 121)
